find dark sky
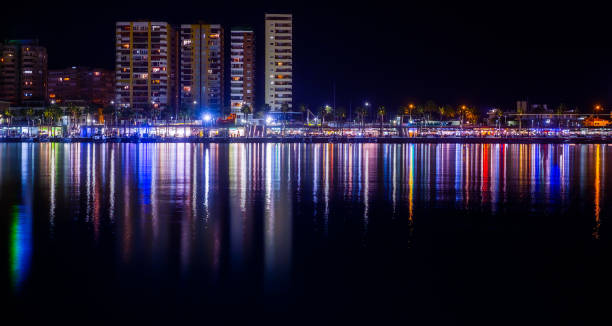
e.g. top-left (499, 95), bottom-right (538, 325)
top-left (2, 0), bottom-right (611, 112)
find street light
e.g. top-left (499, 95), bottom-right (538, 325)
top-left (595, 104), bottom-right (603, 114)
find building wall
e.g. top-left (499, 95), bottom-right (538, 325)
top-left (230, 28), bottom-right (255, 113)
top-left (264, 13), bottom-right (293, 111)
top-left (115, 22), bottom-right (176, 113)
top-left (180, 23), bottom-right (224, 116)
top-left (0, 40), bottom-right (47, 106)
top-left (48, 67), bottom-right (114, 107)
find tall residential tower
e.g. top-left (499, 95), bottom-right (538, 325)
top-left (230, 27), bottom-right (255, 114)
top-left (115, 21), bottom-right (178, 113)
top-left (264, 13), bottom-right (293, 110)
top-left (180, 23), bottom-right (224, 116)
top-left (0, 40), bottom-right (47, 106)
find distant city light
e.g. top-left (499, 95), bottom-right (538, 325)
top-left (203, 114), bottom-right (212, 122)
top-left (266, 116), bottom-right (273, 124)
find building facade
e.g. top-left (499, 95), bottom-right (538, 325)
top-left (48, 66), bottom-right (114, 107)
top-left (0, 40), bottom-right (47, 106)
top-left (115, 22), bottom-right (178, 114)
top-left (180, 23), bottom-right (224, 116)
top-left (264, 13), bottom-right (293, 111)
top-left (230, 27), bottom-right (255, 114)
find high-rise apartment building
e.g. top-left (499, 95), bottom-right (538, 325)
top-left (230, 27), bottom-right (255, 114)
top-left (48, 66), bottom-right (114, 107)
top-left (180, 23), bottom-right (224, 115)
top-left (0, 39), bottom-right (47, 106)
top-left (264, 13), bottom-right (293, 111)
top-left (115, 22), bottom-right (178, 113)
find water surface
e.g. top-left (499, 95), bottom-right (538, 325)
top-left (1, 143), bottom-right (611, 324)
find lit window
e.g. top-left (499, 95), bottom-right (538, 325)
top-left (24, 70), bottom-right (32, 74)
top-left (183, 39), bottom-right (191, 46)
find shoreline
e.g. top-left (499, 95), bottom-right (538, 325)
top-left (1, 136), bottom-right (611, 144)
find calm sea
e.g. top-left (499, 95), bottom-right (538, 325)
top-left (1, 143), bottom-right (610, 324)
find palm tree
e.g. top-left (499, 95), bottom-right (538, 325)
top-left (325, 105), bottom-right (333, 120)
top-left (3, 109), bottom-right (13, 126)
top-left (280, 103), bottom-right (290, 135)
top-left (438, 105), bottom-right (446, 122)
top-left (556, 103), bottom-right (567, 128)
top-left (516, 104), bottom-right (525, 130)
top-left (241, 104), bottom-right (252, 116)
top-left (43, 107), bottom-right (53, 127)
top-left (377, 106), bottom-right (386, 135)
top-left (298, 103), bottom-right (308, 124)
top-left (103, 105), bottom-right (114, 126)
top-left (466, 107), bottom-right (479, 125)
top-left (495, 109), bottom-right (503, 130)
top-left (458, 105), bottom-right (469, 127)
top-left (335, 106), bottom-right (347, 135)
top-left (404, 104), bottom-right (416, 123)
top-left (356, 106), bottom-right (368, 132)
top-left (424, 100), bottom-right (437, 124)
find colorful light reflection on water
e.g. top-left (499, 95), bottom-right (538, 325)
top-left (0, 142), bottom-right (610, 323)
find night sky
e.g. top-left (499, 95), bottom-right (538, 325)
top-left (1, 1), bottom-right (611, 113)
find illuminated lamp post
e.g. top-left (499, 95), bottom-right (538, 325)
top-left (594, 104), bottom-right (603, 114)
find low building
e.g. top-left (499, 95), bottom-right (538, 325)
top-left (48, 66), bottom-right (114, 107)
top-left (583, 116), bottom-right (611, 127)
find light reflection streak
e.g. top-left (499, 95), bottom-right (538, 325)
top-left (594, 144), bottom-right (601, 239)
top-left (10, 144), bottom-right (34, 292)
top-left (109, 145), bottom-right (115, 222)
top-left (203, 146), bottom-right (210, 223)
top-left (408, 143), bottom-right (414, 223)
top-left (49, 143), bottom-right (56, 230)
top-left (324, 144), bottom-right (330, 232)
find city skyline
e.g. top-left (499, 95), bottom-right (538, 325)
top-left (1, 1), bottom-right (612, 111)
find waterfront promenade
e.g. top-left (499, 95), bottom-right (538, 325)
top-left (2, 135), bottom-right (612, 144)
